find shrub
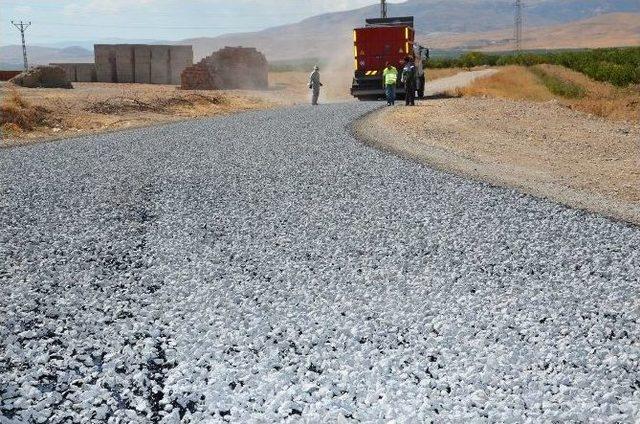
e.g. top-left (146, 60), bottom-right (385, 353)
top-left (427, 47), bottom-right (640, 87)
top-left (530, 68), bottom-right (586, 98)
top-left (1, 90), bottom-right (49, 131)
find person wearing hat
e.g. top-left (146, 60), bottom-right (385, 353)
top-left (309, 65), bottom-right (323, 106)
top-left (401, 56), bottom-right (417, 106)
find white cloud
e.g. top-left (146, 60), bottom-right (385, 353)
top-left (14, 5), bottom-right (34, 15)
top-left (64, 0), bottom-right (158, 16)
top-left (6, 0), bottom-right (404, 44)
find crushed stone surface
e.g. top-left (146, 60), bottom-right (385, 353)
top-left (1, 103), bottom-right (639, 423)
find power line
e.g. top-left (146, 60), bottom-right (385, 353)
top-left (30, 22), bottom-right (246, 30)
top-left (514, 0), bottom-right (523, 52)
top-left (11, 20), bottom-right (31, 70)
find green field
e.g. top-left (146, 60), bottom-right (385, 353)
top-left (427, 47), bottom-right (640, 87)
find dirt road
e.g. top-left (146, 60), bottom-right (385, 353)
top-left (357, 72), bottom-right (640, 226)
top-left (423, 68), bottom-right (497, 97)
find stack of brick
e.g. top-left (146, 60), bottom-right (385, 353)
top-left (181, 47), bottom-right (268, 90)
top-left (180, 63), bottom-right (214, 90)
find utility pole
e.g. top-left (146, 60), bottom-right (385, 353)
top-left (11, 20), bottom-right (31, 70)
top-left (381, 0), bottom-right (387, 19)
top-left (514, 0), bottom-right (523, 52)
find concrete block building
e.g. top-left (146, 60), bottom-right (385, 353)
top-left (94, 45), bottom-right (193, 85)
top-left (50, 63), bottom-right (97, 82)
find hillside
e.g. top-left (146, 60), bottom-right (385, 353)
top-left (421, 12), bottom-right (640, 51)
top-left (2, 0), bottom-right (638, 66)
top-left (0, 45), bottom-right (92, 69)
top-left (180, 0), bottom-right (640, 61)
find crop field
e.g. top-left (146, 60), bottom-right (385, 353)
top-left (428, 47), bottom-right (640, 87)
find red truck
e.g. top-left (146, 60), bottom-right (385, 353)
top-left (350, 16), bottom-right (429, 101)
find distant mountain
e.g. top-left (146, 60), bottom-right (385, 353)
top-left (0, 40), bottom-right (167, 67)
top-left (37, 38), bottom-right (168, 51)
top-left (1, 0), bottom-right (638, 67)
top-left (421, 12), bottom-right (640, 50)
top-left (0, 45), bottom-right (93, 68)
top-left (402, 0), bottom-right (640, 33)
top-left (179, 0), bottom-right (640, 61)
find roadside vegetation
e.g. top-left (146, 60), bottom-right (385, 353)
top-left (452, 66), bottom-right (553, 101)
top-left (1, 83), bottom-right (268, 144)
top-left (449, 64), bottom-right (639, 122)
top-left (428, 47), bottom-right (640, 87)
top-left (529, 67), bottom-right (586, 99)
top-left (1, 89), bottom-right (51, 137)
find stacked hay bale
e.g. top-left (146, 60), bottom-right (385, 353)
top-left (181, 47), bottom-right (268, 90)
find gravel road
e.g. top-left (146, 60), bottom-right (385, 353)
top-left (1, 103), bottom-right (639, 423)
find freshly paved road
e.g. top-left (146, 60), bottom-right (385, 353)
top-left (1, 103), bottom-right (639, 423)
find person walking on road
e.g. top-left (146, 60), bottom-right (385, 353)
top-left (401, 56), bottom-right (417, 106)
top-left (382, 62), bottom-right (398, 106)
top-left (309, 65), bottom-right (323, 106)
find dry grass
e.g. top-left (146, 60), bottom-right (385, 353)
top-left (449, 66), bottom-right (554, 101)
top-left (535, 64), bottom-right (640, 122)
top-left (451, 65), bottom-right (639, 122)
top-left (1, 82), bottom-right (270, 144)
top-left (1, 89), bottom-right (51, 135)
top-left (86, 92), bottom-right (225, 115)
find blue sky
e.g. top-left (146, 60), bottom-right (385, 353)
top-left (2, 0), bottom-right (400, 46)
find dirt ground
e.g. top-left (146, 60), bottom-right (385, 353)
top-left (0, 70), bottom-right (355, 146)
top-left (268, 70), bottom-right (353, 104)
top-left (268, 68), bottom-right (461, 104)
top-left (357, 96), bottom-right (640, 225)
top-left (0, 82), bottom-right (272, 146)
top-left (1, 68), bottom-right (461, 146)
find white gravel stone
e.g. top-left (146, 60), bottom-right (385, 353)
top-left (1, 103), bottom-right (639, 422)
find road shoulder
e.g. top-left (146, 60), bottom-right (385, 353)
top-left (353, 97), bottom-right (640, 226)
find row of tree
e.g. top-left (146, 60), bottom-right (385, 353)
top-left (427, 47), bottom-right (640, 87)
